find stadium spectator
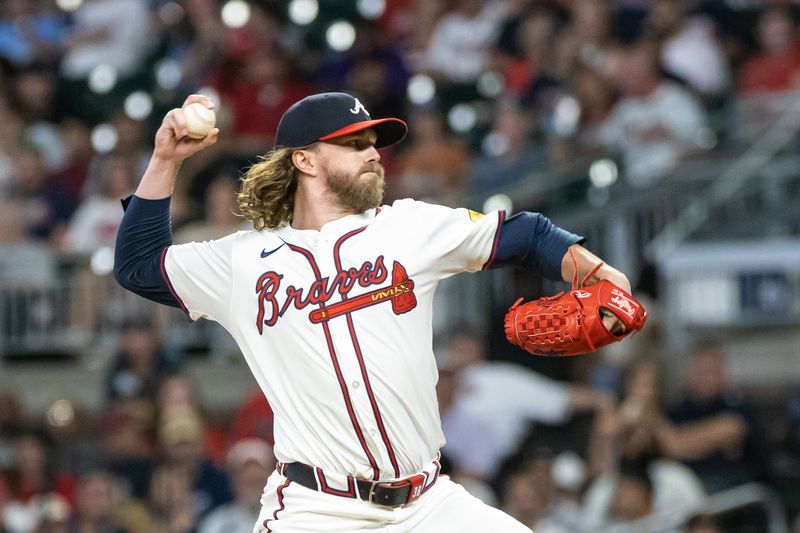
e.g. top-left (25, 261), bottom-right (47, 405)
top-left (216, 20), bottom-right (311, 153)
top-left (443, 330), bottom-right (611, 479)
top-left (319, 18), bottom-right (409, 121)
top-left (197, 439), bottom-right (274, 533)
top-left (173, 176), bottom-right (243, 244)
top-left (11, 65), bottom-right (66, 172)
top-left (565, 0), bottom-right (616, 57)
top-left (584, 359), bottom-right (707, 529)
top-left (437, 366), bottom-right (499, 490)
top-left (502, 8), bottom-right (561, 96)
top-left (0, 202), bottom-right (55, 287)
top-left (118, 463), bottom-right (195, 533)
top-left (104, 317), bottom-right (176, 404)
top-left (423, 0), bottom-right (509, 83)
top-left (597, 40), bottom-right (708, 187)
top-left (549, 62), bottom-right (617, 164)
top-left (28, 492), bottom-right (71, 533)
top-left (157, 0), bottom-right (227, 94)
top-left (155, 374), bottom-right (229, 467)
top-left (738, 6), bottom-right (800, 96)
top-left (230, 389), bottom-right (275, 445)
top-left (660, 342), bottom-right (767, 493)
top-left (0, 0), bottom-right (66, 68)
top-left (393, 108), bottom-right (469, 206)
top-left (505, 8), bottom-right (576, 138)
top-left (98, 406), bottom-right (152, 500)
top-left (645, 0), bottom-right (731, 99)
top-left (500, 453), bottom-right (581, 532)
top-left (50, 119), bottom-right (92, 207)
top-left (468, 98), bottom-right (548, 198)
top-left (7, 146), bottom-right (74, 242)
top-left (156, 406), bottom-right (232, 521)
top-left (65, 470), bottom-right (127, 533)
top-left (547, 451), bottom-right (589, 532)
top-left (606, 462), bottom-right (679, 531)
top-left (2, 432), bottom-right (77, 533)
top-left (59, 0), bottom-right (151, 81)
top-left (588, 359), bottom-right (664, 476)
top-left (64, 155), bottom-right (135, 255)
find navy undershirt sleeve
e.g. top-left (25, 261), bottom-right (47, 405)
top-left (113, 195), bottom-right (179, 307)
top-left (490, 211), bottom-right (584, 281)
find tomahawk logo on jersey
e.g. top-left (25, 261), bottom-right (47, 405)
top-left (162, 200), bottom-right (503, 481)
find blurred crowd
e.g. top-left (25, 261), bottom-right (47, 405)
top-left (1, 0), bottom-right (800, 531)
top-left (437, 330), bottom-right (800, 533)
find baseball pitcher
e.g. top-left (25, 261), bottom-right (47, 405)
top-left (115, 92), bottom-right (638, 532)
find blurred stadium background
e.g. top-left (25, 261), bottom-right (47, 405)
top-left (0, 0), bottom-right (799, 531)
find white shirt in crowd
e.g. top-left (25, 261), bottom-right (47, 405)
top-left (451, 362), bottom-right (571, 475)
top-left (582, 459), bottom-right (707, 531)
top-left (661, 17), bottom-right (731, 97)
top-left (424, 1), bottom-right (509, 83)
top-left (65, 197), bottom-right (124, 254)
top-left (61, 0), bottom-right (151, 79)
top-left (600, 82), bottom-right (707, 187)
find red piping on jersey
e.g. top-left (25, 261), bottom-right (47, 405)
top-left (264, 478), bottom-right (291, 533)
top-left (316, 466), bottom-right (357, 498)
top-left (482, 210), bottom-right (506, 270)
top-left (159, 246), bottom-right (192, 320)
top-left (287, 243), bottom-right (381, 481)
top-left (333, 226), bottom-right (401, 479)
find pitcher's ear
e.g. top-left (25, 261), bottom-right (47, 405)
top-left (291, 148), bottom-right (318, 176)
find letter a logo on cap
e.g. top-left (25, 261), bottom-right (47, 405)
top-left (350, 97), bottom-right (369, 116)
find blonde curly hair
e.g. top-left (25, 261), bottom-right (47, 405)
top-left (238, 146), bottom-right (312, 229)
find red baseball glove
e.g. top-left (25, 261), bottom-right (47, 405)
top-left (504, 261), bottom-right (647, 357)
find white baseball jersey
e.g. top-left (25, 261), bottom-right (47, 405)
top-left (163, 199), bottom-right (504, 482)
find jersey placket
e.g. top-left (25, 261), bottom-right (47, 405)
top-left (330, 226), bottom-right (402, 480)
top-left (293, 232), bottom-right (385, 481)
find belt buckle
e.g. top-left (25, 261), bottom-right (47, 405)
top-left (367, 481), bottom-right (382, 505)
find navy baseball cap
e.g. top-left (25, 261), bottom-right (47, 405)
top-left (275, 92), bottom-right (408, 149)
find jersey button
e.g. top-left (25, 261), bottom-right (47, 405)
top-left (351, 381), bottom-right (361, 389)
top-left (369, 429), bottom-right (377, 437)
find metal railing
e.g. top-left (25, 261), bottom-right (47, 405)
top-left (0, 271), bottom-right (192, 360)
top-left (645, 94), bottom-right (800, 263)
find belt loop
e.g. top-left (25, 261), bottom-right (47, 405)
top-left (352, 474), bottom-right (361, 500)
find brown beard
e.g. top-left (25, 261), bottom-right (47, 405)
top-left (326, 162), bottom-right (385, 213)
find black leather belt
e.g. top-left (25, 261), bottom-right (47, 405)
top-left (281, 462), bottom-right (428, 507)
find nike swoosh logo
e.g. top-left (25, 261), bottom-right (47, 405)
top-left (260, 243), bottom-right (285, 258)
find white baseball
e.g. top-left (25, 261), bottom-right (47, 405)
top-left (183, 102), bottom-right (216, 139)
